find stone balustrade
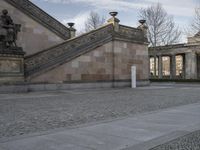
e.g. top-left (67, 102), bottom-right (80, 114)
top-left (25, 24), bottom-right (114, 77)
top-left (117, 25), bottom-right (148, 43)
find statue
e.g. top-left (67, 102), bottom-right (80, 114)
top-left (0, 9), bottom-right (21, 50)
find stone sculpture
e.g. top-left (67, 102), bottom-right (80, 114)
top-left (0, 9), bottom-right (21, 50)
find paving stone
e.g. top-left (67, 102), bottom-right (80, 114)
top-left (1, 86), bottom-right (200, 139)
top-left (150, 130), bottom-right (200, 150)
top-left (0, 100), bottom-right (200, 150)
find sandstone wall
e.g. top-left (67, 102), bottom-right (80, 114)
top-left (113, 41), bottom-right (149, 81)
top-left (0, 1), bottom-right (64, 56)
top-left (30, 41), bottom-right (149, 83)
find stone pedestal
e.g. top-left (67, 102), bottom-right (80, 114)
top-left (0, 48), bottom-right (25, 83)
top-left (107, 12), bottom-right (120, 32)
top-left (67, 23), bottom-right (76, 38)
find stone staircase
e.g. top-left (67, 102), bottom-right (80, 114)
top-left (25, 23), bottom-right (147, 78)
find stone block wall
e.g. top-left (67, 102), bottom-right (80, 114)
top-left (113, 41), bottom-right (149, 81)
top-left (30, 40), bottom-right (149, 84)
top-left (0, 0), bottom-right (64, 56)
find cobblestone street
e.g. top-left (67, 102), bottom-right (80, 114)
top-left (1, 86), bottom-right (200, 139)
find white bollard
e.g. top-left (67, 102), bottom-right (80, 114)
top-left (131, 66), bottom-right (136, 88)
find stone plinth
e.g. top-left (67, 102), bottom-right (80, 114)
top-left (0, 48), bottom-right (25, 83)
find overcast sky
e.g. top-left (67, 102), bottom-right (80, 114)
top-left (31, 0), bottom-right (199, 41)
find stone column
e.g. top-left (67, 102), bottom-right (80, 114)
top-left (182, 54), bottom-right (185, 79)
top-left (149, 56), bottom-right (151, 78)
top-left (107, 12), bottom-right (120, 32)
top-left (170, 55), bottom-right (176, 79)
top-left (153, 56), bottom-right (157, 77)
top-left (158, 55), bottom-right (163, 79)
top-left (185, 52), bottom-right (197, 79)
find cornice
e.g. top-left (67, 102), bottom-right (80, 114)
top-left (148, 44), bottom-right (186, 51)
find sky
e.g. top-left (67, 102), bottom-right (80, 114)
top-left (31, 0), bottom-right (199, 42)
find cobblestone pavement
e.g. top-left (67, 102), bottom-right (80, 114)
top-left (150, 130), bottom-right (200, 150)
top-left (1, 86), bottom-right (200, 139)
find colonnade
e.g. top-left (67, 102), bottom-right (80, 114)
top-left (150, 52), bottom-right (198, 79)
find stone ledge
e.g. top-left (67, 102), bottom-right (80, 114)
top-left (28, 80), bottom-right (149, 92)
top-left (0, 48), bottom-right (25, 56)
top-left (0, 80), bottom-right (149, 93)
top-left (0, 84), bottom-right (28, 93)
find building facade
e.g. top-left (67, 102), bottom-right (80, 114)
top-left (0, 0), bottom-right (150, 92)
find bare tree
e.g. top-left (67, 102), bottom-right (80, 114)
top-left (190, 7), bottom-right (200, 36)
top-left (139, 3), bottom-right (181, 47)
top-left (84, 11), bottom-right (105, 32)
top-left (139, 3), bottom-right (181, 77)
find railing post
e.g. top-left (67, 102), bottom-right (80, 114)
top-left (68, 22), bottom-right (76, 38)
top-left (138, 20), bottom-right (148, 39)
top-left (107, 12), bottom-right (120, 32)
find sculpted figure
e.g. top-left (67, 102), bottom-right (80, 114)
top-left (0, 9), bottom-right (21, 48)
